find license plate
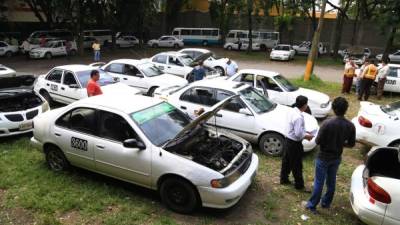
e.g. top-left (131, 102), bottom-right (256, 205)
top-left (19, 122), bottom-right (33, 131)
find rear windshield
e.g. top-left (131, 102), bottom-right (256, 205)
top-left (381, 101), bottom-right (400, 116)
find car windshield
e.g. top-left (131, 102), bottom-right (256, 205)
top-left (45, 42), bottom-right (57, 48)
top-left (381, 101), bottom-right (400, 116)
top-left (76, 70), bottom-right (116, 87)
top-left (138, 63), bottom-right (163, 77)
top-left (274, 75), bottom-right (298, 92)
top-left (239, 87), bottom-right (275, 113)
top-left (131, 102), bottom-right (190, 146)
top-left (179, 55), bottom-right (194, 66)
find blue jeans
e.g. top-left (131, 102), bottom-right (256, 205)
top-left (355, 78), bottom-right (361, 95)
top-left (94, 50), bottom-right (100, 61)
top-left (306, 158), bottom-right (341, 211)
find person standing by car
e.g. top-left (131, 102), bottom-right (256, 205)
top-left (358, 59), bottom-right (378, 101)
top-left (356, 60), bottom-right (368, 95)
top-left (280, 95), bottom-right (314, 191)
top-left (226, 59), bottom-right (238, 77)
top-left (342, 59), bottom-right (357, 94)
top-left (193, 61), bottom-right (206, 81)
top-left (303, 97), bottom-right (355, 213)
top-left (87, 70), bottom-right (103, 97)
top-left (92, 40), bottom-right (101, 62)
top-left (65, 39), bottom-right (72, 60)
top-left (39, 35), bottom-right (46, 47)
top-left (376, 60), bottom-right (389, 100)
top-left (20, 39), bottom-right (30, 59)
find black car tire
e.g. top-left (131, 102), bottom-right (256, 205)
top-left (5, 51), bottom-right (12, 57)
top-left (160, 177), bottom-right (199, 214)
top-left (147, 86), bottom-right (158, 97)
top-left (214, 66), bottom-right (225, 76)
top-left (45, 146), bottom-right (70, 172)
top-left (45, 52), bottom-right (52, 59)
top-left (259, 133), bottom-right (285, 156)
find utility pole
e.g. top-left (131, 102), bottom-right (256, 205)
top-left (304, 0), bottom-right (327, 81)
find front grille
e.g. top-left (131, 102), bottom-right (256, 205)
top-left (5, 114), bottom-right (24, 122)
top-left (9, 128), bottom-right (20, 133)
top-left (26, 110), bottom-right (38, 120)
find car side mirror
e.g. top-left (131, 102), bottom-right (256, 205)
top-left (123, 138), bottom-right (146, 150)
top-left (69, 84), bottom-right (79, 88)
top-left (239, 108), bottom-right (252, 116)
top-left (136, 73), bottom-right (144, 78)
top-left (273, 86), bottom-right (282, 92)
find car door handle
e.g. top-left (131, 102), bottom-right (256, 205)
top-left (61, 87), bottom-right (65, 90)
top-left (180, 106), bottom-right (187, 110)
top-left (54, 133), bottom-right (61, 137)
top-left (216, 113), bottom-right (222, 117)
top-left (123, 78), bottom-right (128, 80)
top-left (96, 144), bottom-right (105, 149)
top-left (46, 83), bottom-right (49, 86)
top-left (167, 66), bottom-right (171, 68)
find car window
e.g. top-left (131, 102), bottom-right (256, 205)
top-left (0, 42), bottom-right (6, 47)
top-left (106, 63), bottom-right (125, 74)
top-left (233, 73), bottom-right (254, 86)
top-left (181, 51), bottom-right (194, 58)
top-left (124, 64), bottom-right (142, 76)
top-left (172, 31), bottom-right (179, 35)
top-left (46, 69), bottom-right (63, 83)
top-left (257, 76), bottom-right (281, 91)
top-left (191, 30), bottom-right (201, 35)
top-left (153, 54), bottom-right (167, 64)
top-left (227, 33), bottom-right (235, 38)
top-left (137, 63), bottom-right (163, 77)
top-left (215, 89), bottom-right (246, 112)
top-left (160, 37), bottom-right (168, 41)
top-left (63, 71), bottom-right (78, 86)
top-left (168, 56), bottom-right (184, 66)
top-left (180, 87), bottom-right (216, 106)
top-left (202, 30), bottom-right (212, 36)
top-left (56, 108), bottom-right (97, 135)
top-left (99, 111), bottom-right (138, 142)
top-left (388, 67), bottom-right (399, 78)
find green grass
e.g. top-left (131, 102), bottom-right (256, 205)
top-left (1, 75), bottom-right (400, 224)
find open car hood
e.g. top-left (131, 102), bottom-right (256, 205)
top-left (0, 75), bottom-right (36, 90)
top-left (163, 95), bottom-right (238, 147)
top-left (189, 52), bottom-right (213, 67)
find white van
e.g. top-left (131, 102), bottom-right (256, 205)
top-left (83, 29), bottom-right (112, 46)
top-left (225, 30), bottom-right (279, 50)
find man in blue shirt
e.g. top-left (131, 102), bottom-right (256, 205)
top-left (192, 61), bottom-right (206, 81)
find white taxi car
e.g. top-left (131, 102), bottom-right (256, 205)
top-left (292, 41), bottom-right (327, 55)
top-left (148, 36), bottom-right (184, 48)
top-left (0, 75), bottom-right (49, 137)
top-left (0, 64), bottom-right (16, 77)
top-left (223, 41), bottom-right (261, 51)
top-left (29, 40), bottom-right (78, 59)
top-left (34, 65), bottom-right (140, 105)
top-left (31, 94), bottom-right (258, 213)
top-left (350, 146), bottom-right (400, 225)
top-left (0, 41), bottom-right (19, 57)
top-left (101, 59), bottom-right (188, 96)
top-left (148, 51), bottom-right (221, 79)
top-left (228, 69), bottom-right (331, 118)
top-left (376, 64), bottom-right (400, 93)
top-left (352, 101), bottom-right (400, 147)
top-left (270, 45), bottom-right (295, 61)
top-left (155, 79), bottom-right (319, 156)
top-left (178, 48), bottom-right (235, 76)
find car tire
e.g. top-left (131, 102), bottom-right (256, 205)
top-left (5, 51), bottom-right (12, 57)
top-left (202, 40), bottom-right (208, 46)
top-left (389, 140), bottom-right (400, 148)
top-left (227, 46), bottom-right (232, 51)
top-left (45, 145), bottom-right (70, 172)
top-left (214, 66), bottom-right (225, 76)
top-left (147, 86), bottom-right (158, 97)
top-left (40, 90), bottom-right (54, 106)
top-left (70, 50), bottom-right (77, 56)
top-left (370, 83), bottom-right (378, 96)
top-left (160, 177), bottom-right (199, 214)
top-left (259, 133), bottom-right (285, 156)
top-left (45, 52), bottom-right (52, 59)
top-left (152, 43), bottom-right (158, 48)
top-left (260, 45), bottom-right (267, 51)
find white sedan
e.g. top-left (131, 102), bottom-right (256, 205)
top-left (101, 59), bottom-right (188, 96)
top-left (228, 69), bottom-right (331, 118)
top-left (223, 41), bottom-right (260, 51)
top-left (34, 64), bottom-right (141, 105)
top-left (292, 41), bottom-right (327, 55)
top-left (31, 93), bottom-right (258, 213)
top-left (29, 40), bottom-right (78, 59)
top-left (155, 79), bottom-right (319, 156)
top-left (178, 48), bottom-right (235, 76)
top-left (376, 50), bottom-right (400, 63)
top-left (0, 64), bottom-right (16, 77)
top-left (352, 101), bottom-right (400, 147)
top-left (0, 41), bottom-right (19, 57)
top-left (350, 146), bottom-right (400, 225)
top-left (148, 36), bottom-right (184, 48)
top-left (270, 45), bottom-right (295, 61)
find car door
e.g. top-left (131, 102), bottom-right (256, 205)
top-left (54, 41), bottom-right (65, 56)
top-left (94, 110), bottom-right (151, 186)
top-left (45, 69), bottom-right (64, 102)
top-left (151, 54), bottom-right (168, 72)
top-left (58, 71), bottom-right (84, 104)
top-left (158, 37), bottom-right (171, 47)
top-left (178, 87), bottom-right (215, 118)
top-left (53, 107), bottom-right (97, 170)
top-left (384, 67), bottom-right (400, 93)
top-left (256, 75), bottom-right (287, 105)
top-left (167, 56), bottom-right (188, 77)
top-left (123, 64), bottom-right (148, 92)
top-left (104, 63), bottom-right (126, 82)
top-left (232, 73), bottom-right (258, 90)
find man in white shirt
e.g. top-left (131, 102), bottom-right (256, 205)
top-left (377, 60), bottom-right (389, 100)
top-left (226, 59), bottom-right (238, 77)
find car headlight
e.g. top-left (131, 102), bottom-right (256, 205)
top-left (211, 178), bottom-right (230, 188)
top-left (320, 101), bottom-right (330, 108)
top-left (42, 101), bottom-right (50, 112)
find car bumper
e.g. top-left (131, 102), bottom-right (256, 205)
top-left (30, 136), bottom-right (43, 149)
top-left (351, 117), bottom-right (388, 146)
top-left (197, 153), bottom-right (259, 209)
top-left (311, 103), bottom-right (332, 118)
top-left (0, 120), bottom-right (34, 137)
top-left (270, 55), bottom-right (290, 60)
top-left (350, 165), bottom-right (385, 225)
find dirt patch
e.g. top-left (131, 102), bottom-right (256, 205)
top-left (59, 210), bottom-right (83, 225)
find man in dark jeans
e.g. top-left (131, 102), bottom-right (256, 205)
top-left (303, 97), bottom-right (355, 213)
top-left (280, 96), bottom-right (314, 190)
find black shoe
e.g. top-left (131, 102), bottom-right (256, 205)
top-left (280, 180), bottom-right (291, 185)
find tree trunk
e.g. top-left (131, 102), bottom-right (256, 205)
top-left (332, 11), bottom-right (345, 59)
top-left (351, 1), bottom-right (360, 46)
top-left (77, 0), bottom-right (84, 56)
top-left (247, 0), bottom-right (253, 53)
top-left (383, 26), bottom-right (396, 62)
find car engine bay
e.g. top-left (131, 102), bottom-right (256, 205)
top-left (0, 90), bottom-right (43, 112)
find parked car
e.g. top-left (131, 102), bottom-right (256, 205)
top-left (148, 36), bottom-right (184, 48)
top-left (228, 69), bottom-right (331, 118)
top-left (0, 74), bottom-right (49, 137)
top-left (376, 50), bottom-right (400, 63)
top-left (178, 48), bottom-right (235, 76)
top-left (342, 47), bottom-right (371, 65)
top-left (0, 41), bottom-right (19, 57)
top-left (270, 45), bottom-right (295, 61)
top-left (29, 40), bottom-right (78, 59)
top-left (0, 65), bottom-right (16, 77)
top-left (31, 93), bottom-right (259, 213)
top-left (352, 100), bottom-right (400, 147)
top-left (148, 51), bottom-right (221, 79)
top-left (355, 64), bottom-right (400, 94)
top-left (292, 41), bottom-right (327, 55)
top-left (223, 41), bottom-right (260, 51)
top-left (101, 59), bottom-right (188, 96)
top-left (350, 146), bottom-right (400, 225)
top-left (154, 79), bottom-right (319, 156)
top-left (34, 64), bottom-right (141, 105)
top-left (106, 36), bottom-right (139, 48)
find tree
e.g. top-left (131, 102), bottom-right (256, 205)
top-left (247, 0), bottom-right (253, 53)
top-left (0, 0), bottom-right (7, 22)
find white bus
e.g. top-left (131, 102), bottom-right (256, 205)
top-left (225, 30), bottom-right (280, 50)
top-left (83, 29), bottom-right (112, 46)
top-left (172, 27), bottom-right (222, 46)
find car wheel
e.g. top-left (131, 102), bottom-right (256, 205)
top-left (45, 146), bottom-right (69, 172)
top-left (202, 40), bottom-right (208, 46)
top-left (260, 45), bottom-right (267, 51)
top-left (174, 43), bottom-right (179, 49)
top-left (45, 52), bottom-right (52, 59)
top-left (370, 83), bottom-right (378, 95)
top-left (5, 51), bottom-right (12, 57)
top-left (389, 140), bottom-right (400, 148)
top-left (152, 43), bottom-right (158, 48)
top-left (259, 133), bottom-right (285, 156)
top-left (214, 66), bottom-right (225, 76)
top-left (227, 46), bottom-right (232, 51)
top-left (160, 177), bottom-right (199, 214)
top-left (70, 50), bottom-right (77, 56)
top-left (147, 86), bottom-right (158, 97)
top-left (40, 90), bottom-right (53, 106)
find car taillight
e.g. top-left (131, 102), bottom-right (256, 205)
top-left (367, 178), bottom-right (391, 204)
top-left (358, 116), bottom-right (372, 128)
